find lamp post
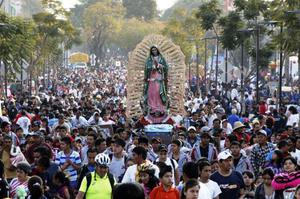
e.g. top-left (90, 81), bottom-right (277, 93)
top-left (255, 26), bottom-right (260, 107)
top-left (237, 28), bottom-right (254, 114)
top-left (286, 10), bottom-right (300, 96)
top-left (204, 38), bottom-right (207, 91)
top-left (225, 48), bottom-right (228, 97)
top-left (202, 36), bottom-right (218, 94)
top-left (215, 38), bottom-right (219, 93)
top-left (196, 42), bottom-right (200, 95)
top-left (286, 9), bottom-right (300, 129)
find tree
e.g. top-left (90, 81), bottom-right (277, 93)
top-left (264, 0), bottom-right (300, 80)
top-left (162, 0), bottom-right (205, 20)
top-left (83, 0), bottom-right (124, 61)
top-left (0, 11), bottom-right (38, 97)
top-left (162, 8), bottom-right (205, 64)
top-left (112, 18), bottom-right (164, 54)
top-left (196, 0), bottom-right (221, 36)
top-left (122, 0), bottom-right (157, 21)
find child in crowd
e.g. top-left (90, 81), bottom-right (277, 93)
top-left (182, 179), bottom-right (199, 199)
top-left (150, 164), bottom-right (180, 199)
top-left (139, 163), bottom-right (160, 198)
top-left (53, 171), bottom-right (72, 199)
top-left (26, 175), bottom-right (47, 199)
top-left (242, 171), bottom-right (255, 199)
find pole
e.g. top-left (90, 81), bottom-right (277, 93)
top-left (188, 62), bottom-right (191, 89)
top-left (196, 42), bottom-right (200, 95)
top-left (278, 24), bottom-right (283, 107)
top-left (256, 27), bottom-right (260, 107)
top-left (43, 60), bottom-right (46, 91)
top-left (20, 59), bottom-right (23, 95)
top-left (241, 42), bottom-right (245, 114)
top-left (4, 61), bottom-right (7, 98)
top-left (225, 48), bottom-right (228, 83)
top-left (215, 38), bottom-right (219, 94)
top-left (29, 69), bottom-right (32, 96)
top-left (47, 56), bottom-right (50, 91)
top-left (204, 38), bottom-right (207, 91)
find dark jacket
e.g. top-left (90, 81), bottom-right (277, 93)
top-left (254, 183), bottom-right (283, 199)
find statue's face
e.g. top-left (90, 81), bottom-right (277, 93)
top-left (151, 47), bottom-right (158, 56)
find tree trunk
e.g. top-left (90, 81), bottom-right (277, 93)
top-left (284, 57), bottom-right (289, 86)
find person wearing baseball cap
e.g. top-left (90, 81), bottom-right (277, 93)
top-left (250, 129), bottom-right (275, 176)
top-left (155, 144), bottom-right (180, 186)
top-left (211, 151), bottom-right (245, 199)
top-left (187, 126), bottom-right (199, 148)
top-left (190, 126), bottom-right (217, 162)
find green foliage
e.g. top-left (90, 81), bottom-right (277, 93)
top-left (162, 0), bottom-right (204, 20)
top-left (113, 18), bottom-right (164, 53)
top-left (83, 0), bottom-right (125, 60)
top-left (122, 0), bottom-right (157, 20)
top-left (218, 11), bottom-right (245, 50)
top-left (0, 11), bottom-right (37, 77)
top-left (163, 8), bottom-right (205, 63)
top-left (249, 46), bottom-right (273, 68)
top-left (264, 0), bottom-right (300, 58)
top-left (196, 0), bottom-right (221, 32)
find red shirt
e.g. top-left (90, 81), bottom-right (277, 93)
top-left (150, 184), bottom-right (180, 199)
top-left (233, 132), bottom-right (251, 144)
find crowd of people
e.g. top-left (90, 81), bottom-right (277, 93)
top-left (0, 59), bottom-right (300, 199)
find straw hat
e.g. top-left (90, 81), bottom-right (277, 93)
top-left (233, 121), bottom-right (246, 131)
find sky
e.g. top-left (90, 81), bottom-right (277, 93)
top-left (60, 0), bottom-right (177, 11)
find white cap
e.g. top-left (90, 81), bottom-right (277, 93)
top-left (217, 151), bottom-right (232, 161)
top-left (257, 129), bottom-right (267, 136)
top-left (188, 126), bottom-right (196, 132)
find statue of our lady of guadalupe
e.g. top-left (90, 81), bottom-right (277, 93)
top-left (143, 46), bottom-right (169, 123)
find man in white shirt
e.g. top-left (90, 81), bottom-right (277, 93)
top-left (198, 160), bottom-right (222, 199)
top-left (155, 144), bottom-right (180, 185)
top-left (16, 110), bottom-right (31, 135)
top-left (71, 110), bottom-right (88, 128)
top-left (122, 146), bottom-right (159, 183)
top-left (109, 138), bottom-right (127, 182)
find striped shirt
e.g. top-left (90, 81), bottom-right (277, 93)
top-left (55, 150), bottom-right (81, 182)
top-left (9, 178), bottom-right (28, 199)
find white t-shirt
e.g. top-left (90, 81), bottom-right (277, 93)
top-left (109, 155), bottom-right (126, 182)
top-left (198, 180), bottom-right (222, 199)
top-left (16, 116), bottom-right (31, 135)
top-left (155, 158), bottom-right (178, 184)
top-left (121, 163), bottom-right (159, 183)
top-left (287, 114), bottom-right (299, 128)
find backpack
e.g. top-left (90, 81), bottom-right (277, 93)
top-left (83, 172), bottom-right (115, 199)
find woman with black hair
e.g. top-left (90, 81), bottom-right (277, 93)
top-left (53, 171), bottom-right (72, 199)
top-left (271, 157), bottom-right (300, 198)
top-left (181, 179), bottom-right (200, 199)
top-left (264, 150), bottom-right (283, 175)
top-left (242, 171), bottom-right (255, 199)
top-left (255, 168), bottom-right (277, 199)
top-left (26, 175), bottom-right (47, 199)
top-left (139, 163), bottom-right (160, 199)
top-left (0, 160), bottom-right (9, 198)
